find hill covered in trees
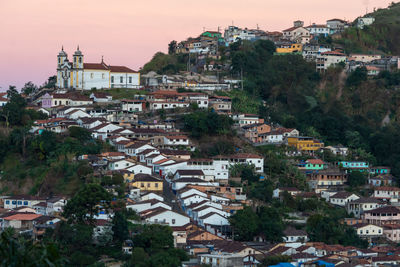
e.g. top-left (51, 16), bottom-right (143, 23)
top-left (336, 2), bottom-right (400, 54)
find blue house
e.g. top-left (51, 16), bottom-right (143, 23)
top-left (337, 161), bottom-right (369, 173)
top-left (370, 166), bottom-right (391, 175)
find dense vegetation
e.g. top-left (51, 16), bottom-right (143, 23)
top-left (337, 2), bottom-right (400, 54)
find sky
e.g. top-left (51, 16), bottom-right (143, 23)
top-left (0, 0), bottom-right (395, 90)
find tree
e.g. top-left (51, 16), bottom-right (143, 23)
top-left (68, 126), bottom-right (92, 142)
top-left (258, 207), bottom-right (285, 242)
top-left (346, 67), bottom-right (367, 87)
top-left (0, 228), bottom-right (64, 266)
top-left (168, 40), bottom-right (177, 55)
top-left (21, 81), bottom-right (38, 95)
top-left (229, 207), bottom-right (259, 241)
top-left (348, 171), bottom-right (367, 187)
top-left (112, 211), bottom-right (129, 244)
top-left (63, 184), bottom-right (112, 224)
top-left (1, 86), bottom-right (27, 127)
top-left (133, 224), bottom-right (174, 253)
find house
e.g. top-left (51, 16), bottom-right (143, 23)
top-left (259, 131), bottom-right (284, 144)
top-left (373, 186), bottom-right (400, 202)
top-left (127, 199), bottom-right (171, 213)
top-left (174, 170), bottom-right (205, 180)
top-left (383, 224), bottom-right (400, 242)
top-left (131, 174), bottom-right (163, 192)
top-left (186, 158), bottom-right (230, 181)
top-left (90, 92), bottom-right (112, 102)
top-left (209, 96), bottom-right (231, 114)
top-left (198, 212), bottom-right (229, 227)
top-left (172, 178), bottom-right (218, 191)
top-left (178, 188), bottom-right (208, 199)
top-left (65, 109), bottom-right (90, 120)
top-left (181, 194), bottom-right (210, 207)
top-left (232, 114), bottom-right (264, 127)
top-left (357, 17), bottom-right (375, 29)
top-left (326, 18), bottom-right (347, 33)
top-left (369, 174), bottom-right (393, 187)
top-left (243, 123), bottom-right (271, 143)
top-left (283, 227), bottom-right (308, 243)
top-left (304, 159), bottom-right (325, 172)
top-left (3, 195), bottom-right (46, 209)
top-left (305, 23), bottom-right (330, 37)
top-left (282, 25), bottom-right (311, 44)
top-left (366, 65), bottom-right (380, 76)
top-left (159, 149), bottom-right (191, 160)
top-left (121, 99), bottom-right (146, 112)
top-left (370, 166), bottom-right (391, 175)
top-left (125, 163), bottom-right (152, 176)
top-left (273, 187), bottom-right (301, 198)
top-left (141, 208), bottom-right (190, 226)
top-left (329, 192), bottom-right (359, 207)
top-left (163, 135), bottom-right (189, 146)
top-left (363, 206), bottom-right (400, 225)
top-left (353, 223), bottom-right (383, 238)
top-left (287, 136), bottom-right (324, 153)
top-left (346, 197), bottom-right (384, 218)
top-left (316, 51), bottom-right (347, 72)
top-left (276, 43), bottom-right (303, 54)
top-left (140, 192), bottom-right (164, 202)
top-left (215, 153), bottom-right (264, 173)
top-left (2, 213), bottom-right (42, 230)
top-left (308, 169), bottom-right (347, 193)
top-left (108, 159), bottom-right (136, 170)
top-left (324, 145), bottom-right (348, 156)
top-left (199, 253), bottom-right (243, 267)
top-left (192, 205), bottom-right (229, 221)
top-left (337, 161), bottom-right (369, 173)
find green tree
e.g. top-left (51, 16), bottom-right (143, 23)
top-left (348, 171), bottom-right (367, 187)
top-left (21, 81), bottom-right (38, 95)
top-left (168, 40), bottom-right (177, 55)
top-left (1, 86), bottom-right (27, 127)
top-left (229, 207), bottom-right (259, 241)
top-left (112, 211), bottom-right (129, 244)
top-left (63, 184), bottom-right (112, 224)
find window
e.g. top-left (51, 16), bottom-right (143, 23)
top-left (5, 200), bottom-right (9, 204)
top-left (141, 183), bottom-right (144, 187)
top-left (17, 201), bottom-right (22, 205)
top-left (24, 201), bottom-right (28, 205)
top-left (102, 73), bottom-right (105, 79)
top-left (111, 76), bottom-right (114, 83)
top-left (90, 73), bottom-right (94, 79)
top-left (120, 76), bottom-right (123, 83)
top-left (129, 77), bottom-right (132, 83)
top-left (58, 58), bottom-right (60, 63)
top-left (172, 219), bottom-right (176, 224)
top-left (155, 183), bottom-right (158, 188)
top-left (79, 57), bottom-right (82, 63)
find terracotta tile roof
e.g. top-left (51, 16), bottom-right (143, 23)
top-left (199, 212), bottom-right (225, 220)
top-left (84, 62), bottom-right (109, 70)
top-left (306, 159), bottom-right (325, 165)
top-left (375, 186), bottom-right (400, 191)
top-left (134, 174), bottom-right (162, 182)
top-left (4, 213), bottom-right (42, 221)
top-left (159, 149), bottom-right (191, 156)
top-left (321, 51), bottom-right (346, 56)
top-left (284, 227), bottom-right (307, 236)
top-left (365, 206), bottom-right (400, 214)
top-left (176, 170), bottom-right (204, 176)
top-left (109, 65), bottom-right (137, 73)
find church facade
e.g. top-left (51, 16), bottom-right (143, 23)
top-left (56, 47), bottom-right (140, 90)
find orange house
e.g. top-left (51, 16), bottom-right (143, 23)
top-left (243, 123), bottom-right (271, 143)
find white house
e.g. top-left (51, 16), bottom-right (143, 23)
top-left (140, 192), bottom-right (164, 202)
top-left (90, 92), bottom-right (112, 102)
top-left (346, 197), bottom-right (384, 218)
top-left (141, 208), bottom-right (190, 226)
top-left (172, 178), bottom-right (218, 191)
top-left (125, 164), bottom-right (152, 175)
top-left (163, 135), bottom-right (190, 146)
top-left (192, 206), bottom-right (229, 221)
top-left (181, 194), bottom-right (210, 207)
top-left (127, 199), bottom-right (171, 213)
top-left (353, 223), bottom-right (383, 238)
top-left (121, 99), bottom-right (145, 112)
top-left (199, 212), bottom-right (229, 227)
top-left (283, 227), bottom-right (308, 243)
top-left (329, 192), bottom-right (360, 207)
top-left (65, 109), bottom-right (91, 120)
top-left (316, 51), bottom-right (347, 71)
top-left (3, 195), bottom-right (46, 209)
top-left (178, 188), bottom-right (207, 199)
top-left (108, 159), bottom-right (136, 170)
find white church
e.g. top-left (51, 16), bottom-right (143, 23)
top-left (56, 46), bottom-right (140, 90)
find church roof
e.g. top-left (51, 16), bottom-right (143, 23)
top-left (109, 65), bottom-right (138, 73)
top-left (83, 63), bottom-right (109, 70)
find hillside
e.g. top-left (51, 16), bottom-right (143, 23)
top-left (336, 2), bottom-right (400, 54)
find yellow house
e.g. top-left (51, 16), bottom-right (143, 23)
top-left (276, 43), bottom-right (303, 54)
top-left (131, 174), bottom-right (163, 192)
top-left (287, 136), bottom-right (324, 152)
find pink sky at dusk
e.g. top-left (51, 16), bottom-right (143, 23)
top-left (0, 0), bottom-right (395, 90)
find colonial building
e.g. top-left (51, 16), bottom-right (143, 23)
top-left (56, 46), bottom-right (140, 90)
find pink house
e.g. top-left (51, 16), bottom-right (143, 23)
top-left (41, 93), bottom-right (52, 108)
top-left (363, 206), bottom-right (400, 225)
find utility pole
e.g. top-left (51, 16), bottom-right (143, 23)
top-left (241, 68), bottom-right (243, 90)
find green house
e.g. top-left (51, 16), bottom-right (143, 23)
top-left (305, 159), bottom-right (325, 170)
